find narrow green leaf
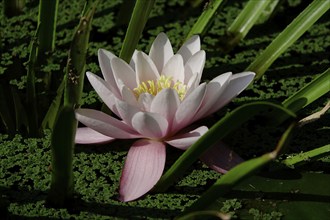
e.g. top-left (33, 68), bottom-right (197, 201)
top-left (186, 0), bottom-right (223, 40)
top-left (154, 101), bottom-right (296, 192)
top-left (46, 106), bottom-right (75, 207)
top-left (3, 0), bottom-right (25, 17)
top-left (176, 210), bottom-right (230, 220)
top-left (282, 144), bottom-right (330, 168)
top-left (41, 80), bottom-right (64, 130)
top-left (0, 85), bottom-right (15, 134)
top-left (183, 122), bottom-right (296, 213)
top-left (11, 87), bottom-right (28, 134)
top-left (223, 0), bottom-right (270, 51)
top-left (119, 0), bottom-right (155, 63)
top-left (246, 0), bottom-right (330, 79)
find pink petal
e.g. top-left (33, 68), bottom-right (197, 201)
top-left (75, 127), bottom-right (115, 144)
top-left (75, 108), bottom-right (141, 139)
top-left (173, 83), bottom-right (206, 132)
top-left (116, 79), bottom-right (139, 107)
top-left (111, 57), bottom-right (137, 90)
top-left (119, 139), bottom-right (166, 202)
top-left (177, 35), bottom-right (200, 63)
top-left (98, 49), bottom-right (121, 97)
top-left (150, 88), bottom-right (180, 127)
top-left (131, 112), bottom-right (169, 139)
top-left (161, 54), bottom-right (184, 82)
top-left (136, 51), bottom-right (160, 84)
top-left (165, 126), bottom-right (208, 150)
top-left (193, 72), bottom-right (232, 121)
top-left (86, 72), bottom-right (120, 116)
top-left (200, 141), bottom-right (244, 173)
top-left (149, 32), bottom-right (174, 73)
top-left (138, 93), bottom-right (154, 111)
top-left (208, 72), bottom-right (255, 115)
top-left (184, 50), bottom-right (205, 85)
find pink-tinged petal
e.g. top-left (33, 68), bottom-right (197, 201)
top-left (208, 72), bottom-right (255, 115)
top-left (185, 72), bottom-right (199, 97)
top-left (132, 112), bottom-right (168, 139)
top-left (129, 50), bottom-right (138, 71)
top-left (86, 72), bottom-right (120, 116)
top-left (200, 141), bottom-right (244, 173)
top-left (149, 32), bottom-right (174, 73)
top-left (119, 139), bottom-right (166, 202)
top-left (75, 127), bottom-right (115, 144)
top-left (193, 72), bottom-right (232, 121)
top-left (98, 49), bottom-right (121, 97)
top-left (166, 126), bottom-right (208, 150)
top-left (184, 50), bottom-right (205, 85)
top-left (177, 35), bottom-right (200, 63)
top-left (138, 93), bottom-right (154, 111)
top-left (111, 57), bottom-right (137, 90)
top-left (115, 99), bottom-right (140, 127)
top-left (150, 88), bottom-right (180, 127)
top-left (75, 108), bottom-right (141, 139)
top-left (116, 79), bottom-right (139, 107)
top-left (161, 54), bottom-right (184, 82)
top-left (136, 51), bottom-right (160, 84)
top-left (173, 83), bottom-right (206, 132)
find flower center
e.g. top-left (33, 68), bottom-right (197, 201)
top-left (133, 75), bottom-right (187, 100)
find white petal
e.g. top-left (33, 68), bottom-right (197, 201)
top-left (116, 79), bottom-right (139, 107)
top-left (150, 88), bottom-right (180, 127)
top-left (119, 139), bottom-right (166, 202)
top-left (177, 35), bottom-right (200, 63)
top-left (75, 109), bottom-right (141, 139)
top-left (115, 99), bottom-right (140, 127)
top-left (208, 72), bottom-right (255, 115)
top-left (138, 93), bottom-right (154, 111)
top-left (132, 112), bottom-right (169, 139)
top-left (193, 72), bottom-right (232, 121)
top-left (129, 50), bottom-right (138, 71)
top-left (111, 57), bottom-right (137, 90)
top-left (173, 83), bottom-right (206, 132)
top-left (86, 72), bottom-right (120, 116)
top-left (161, 54), bottom-right (184, 82)
top-left (136, 51), bottom-right (160, 84)
top-left (75, 127), bottom-right (115, 144)
top-left (166, 126), bottom-right (208, 150)
top-left (149, 32), bottom-right (174, 73)
top-left (184, 50), bottom-right (205, 84)
top-left (98, 49), bottom-right (121, 97)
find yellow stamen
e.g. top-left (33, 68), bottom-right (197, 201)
top-left (133, 75), bottom-right (187, 100)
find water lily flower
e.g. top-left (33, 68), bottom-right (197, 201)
top-left (75, 33), bottom-right (255, 202)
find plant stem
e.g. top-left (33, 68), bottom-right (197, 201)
top-left (47, 0), bottom-right (98, 207)
top-left (119, 0), bottom-right (155, 63)
top-left (246, 0), bottom-right (330, 79)
top-left (221, 0), bottom-right (271, 52)
top-left (186, 0), bottom-right (223, 40)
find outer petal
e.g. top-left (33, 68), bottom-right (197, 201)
top-left (98, 49), bottom-right (121, 97)
top-left (177, 35), bottom-right (200, 63)
top-left (184, 50), bottom-right (206, 85)
top-left (166, 126), bottom-right (208, 150)
top-left (193, 72), bottom-right (232, 121)
top-left (136, 51), bottom-right (160, 84)
top-left (119, 139), bottom-right (166, 202)
top-left (173, 83), bottom-right (206, 132)
top-left (132, 112), bottom-right (169, 139)
top-left (150, 88), bottom-right (180, 127)
top-left (149, 32), bottom-right (174, 73)
top-left (75, 127), bottom-right (115, 144)
top-left (86, 72), bottom-right (120, 116)
top-left (208, 72), bottom-right (255, 115)
top-left (111, 57), bottom-right (137, 90)
top-left (200, 141), bottom-right (244, 173)
top-left (161, 54), bottom-right (184, 83)
top-left (75, 109), bottom-right (141, 139)
top-left (129, 50), bottom-right (138, 71)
